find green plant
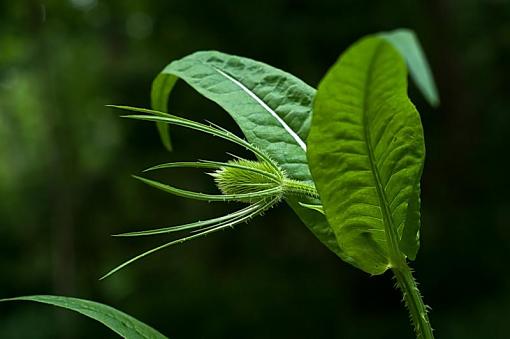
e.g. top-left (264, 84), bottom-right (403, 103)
top-left (0, 296), bottom-right (166, 338)
top-left (2, 29), bottom-right (438, 338)
top-left (308, 36), bottom-right (431, 338)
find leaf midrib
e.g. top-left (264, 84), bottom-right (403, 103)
top-left (160, 59), bottom-right (309, 152)
top-left (209, 64), bottom-right (308, 151)
top-left (203, 61), bottom-right (342, 252)
top-left (361, 41), bottom-right (401, 263)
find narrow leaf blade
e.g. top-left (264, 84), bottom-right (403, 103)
top-left (151, 72), bottom-right (178, 150)
top-left (1, 295), bottom-right (167, 339)
top-left (101, 198), bottom-right (278, 279)
top-left (133, 175), bottom-right (281, 202)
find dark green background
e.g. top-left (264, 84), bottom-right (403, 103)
top-left (1, 0), bottom-right (508, 338)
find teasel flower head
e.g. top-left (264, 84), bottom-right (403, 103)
top-left (101, 106), bottom-right (319, 279)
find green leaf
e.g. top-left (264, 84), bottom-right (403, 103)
top-left (151, 73), bottom-right (177, 151)
top-left (132, 174), bottom-right (282, 202)
top-left (151, 51), bottom-right (312, 177)
top-left (381, 29), bottom-right (439, 107)
top-left (114, 203), bottom-right (262, 237)
top-left (113, 106), bottom-right (278, 168)
top-left (1, 295), bottom-right (167, 339)
top-left (150, 52), bottom-right (354, 264)
top-left (399, 183), bottom-right (421, 260)
top-left (101, 197), bottom-right (278, 279)
top-left (298, 202), bottom-right (325, 215)
top-left (145, 161), bottom-right (280, 181)
top-left (308, 36), bottom-right (425, 275)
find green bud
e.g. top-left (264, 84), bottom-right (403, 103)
top-left (211, 159), bottom-right (319, 203)
top-left (211, 159), bottom-right (285, 203)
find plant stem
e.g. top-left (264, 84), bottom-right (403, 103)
top-left (281, 176), bottom-right (434, 338)
top-left (282, 178), bottom-right (319, 199)
top-left (392, 262), bottom-right (434, 339)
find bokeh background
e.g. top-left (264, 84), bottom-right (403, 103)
top-left (1, 0), bottom-right (509, 338)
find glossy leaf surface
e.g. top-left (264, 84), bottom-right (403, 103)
top-left (1, 295), bottom-right (167, 339)
top-left (152, 51), bottom-right (312, 178)
top-left (151, 51), bottom-right (352, 262)
top-left (308, 36), bottom-right (425, 274)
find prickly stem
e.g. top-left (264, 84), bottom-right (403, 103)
top-left (392, 262), bottom-right (434, 339)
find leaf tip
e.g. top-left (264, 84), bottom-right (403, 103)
top-left (99, 267), bottom-right (122, 281)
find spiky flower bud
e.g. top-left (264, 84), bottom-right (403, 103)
top-left (211, 159), bottom-right (319, 204)
top-left (103, 108), bottom-right (322, 279)
top-left (210, 159), bottom-right (285, 203)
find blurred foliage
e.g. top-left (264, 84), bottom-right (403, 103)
top-left (0, 0), bottom-right (509, 338)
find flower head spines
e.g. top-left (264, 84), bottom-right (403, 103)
top-left (104, 106), bottom-right (323, 279)
top-left (211, 159), bottom-right (285, 203)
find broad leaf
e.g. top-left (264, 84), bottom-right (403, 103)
top-left (308, 36), bottom-right (425, 275)
top-left (1, 295), bottom-right (167, 339)
top-left (151, 51), bottom-right (312, 180)
top-left (151, 51), bottom-right (355, 264)
top-left (381, 29), bottom-right (439, 107)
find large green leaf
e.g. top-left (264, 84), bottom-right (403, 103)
top-left (308, 36), bottom-right (425, 275)
top-left (381, 29), bottom-right (439, 107)
top-left (151, 51), bottom-right (313, 180)
top-left (1, 295), bottom-right (167, 338)
top-left (150, 51), bottom-right (357, 264)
